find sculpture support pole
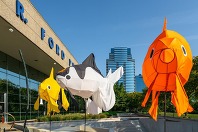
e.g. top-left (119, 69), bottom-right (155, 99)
top-left (164, 92), bottom-right (166, 132)
top-left (50, 111), bottom-right (52, 132)
top-left (84, 98), bottom-right (88, 132)
top-left (19, 50), bottom-right (29, 132)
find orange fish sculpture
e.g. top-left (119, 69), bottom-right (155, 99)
top-left (141, 18), bottom-right (193, 121)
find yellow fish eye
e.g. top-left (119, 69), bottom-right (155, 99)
top-left (47, 85), bottom-right (51, 90)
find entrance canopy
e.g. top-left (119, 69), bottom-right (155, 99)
top-left (0, 17), bottom-right (63, 75)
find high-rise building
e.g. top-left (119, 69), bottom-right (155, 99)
top-left (106, 47), bottom-right (135, 92)
top-left (135, 74), bottom-right (146, 92)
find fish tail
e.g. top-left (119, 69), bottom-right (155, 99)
top-left (107, 66), bottom-right (124, 84)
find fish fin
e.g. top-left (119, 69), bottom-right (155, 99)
top-left (163, 17), bottom-right (167, 31)
top-left (34, 97), bottom-right (40, 110)
top-left (49, 67), bottom-right (54, 79)
top-left (107, 66), bottom-right (124, 83)
top-left (141, 88), bottom-right (152, 107)
top-left (82, 53), bottom-right (103, 76)
top-left (171, 92), bottom-right (181, 116)
top-left (187, 104), bottom-right (194, 112)
top-left (152, 91), bottom-right (157, 102)
top-left (171, 75), bottom-right (193, 117)
top-left (48, 97), bottom-right (60, 113)
top-left (86, 98), bottom-right (102, 114)
top-left (61, 88), bottom-right (70, 111)
top-left (46, 89), bottom-right (60, 113)
top-left (149, 92), bottom-right (160, 121)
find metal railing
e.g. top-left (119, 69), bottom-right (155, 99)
top-left (0, 112), bottom-right (15, 131)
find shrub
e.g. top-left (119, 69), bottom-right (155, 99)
top-left (36, 113), bottom-right (107, 122)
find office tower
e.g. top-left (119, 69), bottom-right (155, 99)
top-left (106, 47), bottom-right (135, 92)
top-left (135, 74), bottom-right (146, 92)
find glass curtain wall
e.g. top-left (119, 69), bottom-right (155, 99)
top-left (0, 51), bottom-right (85, 121)
top-left (106, 47), bottom-right (135, 92)
top-left (0, 51), bottom-right (47, 121)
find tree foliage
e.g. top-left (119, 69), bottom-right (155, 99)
top-left (127, 92), bottom-right (144, 112)
top-left (185, 56), bottom-right (198, 113)
top-left (112, 83), bottom-right (128, 111)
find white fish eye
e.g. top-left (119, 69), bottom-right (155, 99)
top-left (47, 85), bottom-right (51, 90)
top-left (181, 45), bottom-right (187, 56)
top-left (66, 75), bottom-right (71, 80)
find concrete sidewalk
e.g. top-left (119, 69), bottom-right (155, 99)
top-left (11, 113), bottom-right (198, 132)
top-left (14, 117), bottom-right (146, 132)
top-left (0, 122), bottom-right (22, 132)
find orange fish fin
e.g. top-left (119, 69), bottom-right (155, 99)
top-left (163, 17), bottom-right (167, 31)
top-left (187, 104), bottom-right (193, 112)
top-left (152, 91), bottom-right (157, 102)
top-left (171, 75), bottom-right (193, 117)
top-left (141, 88), bottom-right (152, 107)
top-left (171, 92), bottom-right (181, 116)
top-left (149, 92), bottom-right (160, 121)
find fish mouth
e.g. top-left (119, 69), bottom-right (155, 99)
top-left (56, 75), bottom-right (67, 89)
top-left (39, 88), bottom-right (57, 104)
top-left (160, 48), bottom-right (175, 63)
top-left (39, 87), bottom-right (49, 101)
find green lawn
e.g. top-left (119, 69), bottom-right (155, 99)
top-left (158, 112), bottom-right (198, 119)
top-left (6, 111), bottom-right (198, 122)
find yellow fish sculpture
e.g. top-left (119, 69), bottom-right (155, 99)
top-left (34, 68), bottom-right (69, 115)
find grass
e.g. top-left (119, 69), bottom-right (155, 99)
top-left (158, 112), bottom-right (198, 119)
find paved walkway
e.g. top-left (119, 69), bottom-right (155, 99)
top-left (0, 123), bottom-right (22, 132)
top-left (10, 114), bottom-right (198, 132)
top-left (14, 117), bottom-right (147, 132)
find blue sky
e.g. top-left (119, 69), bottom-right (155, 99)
top-left (30, 0), bottom-right (198, 75)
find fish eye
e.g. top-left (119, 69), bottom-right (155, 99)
top-left (181, 45), bottom-right (187, 56)
top-left (150, 48), bottom-right (154, 58)
top-left (47, 85), bottom-right (51, 90)
top-left (66, 75), bottom-right (71, 80)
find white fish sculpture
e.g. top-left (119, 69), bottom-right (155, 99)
top-left (56, 53), bottom-right (123, 112)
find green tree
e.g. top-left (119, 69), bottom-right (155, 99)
top-left (185, 56), bottom-right (198, 113)
top-left (113, 83), bottom-right (128, 111)
top-left (127, 92), bottom-right (143, 113)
